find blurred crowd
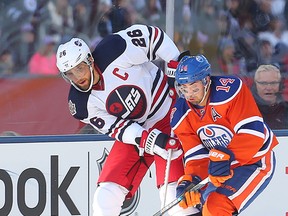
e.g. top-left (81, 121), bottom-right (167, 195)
top-left (0, 0), bottom-right (168, 76)
top-left (175, 0), bottom-right (288, 76)
top-left (0, 0), bottom-right (288, 77)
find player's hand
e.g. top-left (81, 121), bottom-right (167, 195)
top-left (139, 129), bottom-right (183, 160)
top-left (166, 51), bottom-right (191, 78)
top-left (208, 146), bottom-right (235, 187)
top-left (176, 174), bottom-right (202, 209)
top-left (166, 60), bottom-right (179, 77)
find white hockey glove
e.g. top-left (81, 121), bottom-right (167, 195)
top-left (138, 129), bottom-right (183, 160)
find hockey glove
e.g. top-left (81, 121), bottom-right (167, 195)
top-left (167, 60), bottom-right (179, 78)
top-left (176, 174), bottom-right (202, 209)
top-left (208, 146), bottom-right (235, 187)
top-left (166, 50), bottom-right (191, 78)
top-left (138, 129), bottom-right (183, 160)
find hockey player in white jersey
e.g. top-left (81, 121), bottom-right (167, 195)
top-left (56, 24), bottom-right (198, 216)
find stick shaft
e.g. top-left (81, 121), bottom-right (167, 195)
top-left (154, 177), bottom-right (209, 216)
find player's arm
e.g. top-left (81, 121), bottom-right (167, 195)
top-left (116, 24), bottom-right (180, 66)
top-left (226, 81), bottom-right (267, 165)
top-left (81, 107), bottom-right (182, 159)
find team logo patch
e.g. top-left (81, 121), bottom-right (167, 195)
top-left (106, 85), bottom-right (146, 119)
top-left (68, 100), bottom-right (77, 115)
top-left (198, 124), bottom-right (233, 150)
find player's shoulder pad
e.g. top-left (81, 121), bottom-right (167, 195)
top-left (93, 34), bottom-right (127, 72)
top-left (210, 75), bottom-right (242, 104)
top-left (68, 86), bottom-right (91, 120)
top-left (170, 98), bottom-right (190, 128)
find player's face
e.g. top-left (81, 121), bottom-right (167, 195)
top-left (64, 62), bottom-right (99, 91)
top-left (255, 70), bottom-right (280, 105)
top-left (179, 80), bottom-right (206, 105)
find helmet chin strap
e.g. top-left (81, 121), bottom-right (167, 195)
top-left (199, 77), bottom-right (211, 105)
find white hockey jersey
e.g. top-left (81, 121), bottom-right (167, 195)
top-left (68, 24), bottom-right (180, 145)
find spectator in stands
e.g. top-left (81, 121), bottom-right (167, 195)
top-left (258, 16), bottom-right (288, 48)
top-left (0, 49), bottom-right (14, 75)
top-left (46, 0), bottom-right (74, 40)
top-left (28, 35), bottom-right (59, 75)
top-left (217, 37), bottom-right (247, 75)
top-left (252, 64), bottom-right (288, 129)
top-left (13, 23), bottom-right (37, 73)
top-left (106, 0), bottom-right (132, 33)
top-left (73, 1), bottom-right (89, 35)
top-left (176, 1), bottom-right (194, 51)
top-left (257, 39), bottom-right (274, 65)
top-left (142, 0), bottom-right (163, 27)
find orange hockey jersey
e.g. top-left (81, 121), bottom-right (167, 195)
top-left (170, 75), bottom-right (279, 180)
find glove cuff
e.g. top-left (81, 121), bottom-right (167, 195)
top-left (177, 174), bottom-right (192, 184)
top-left (212, 145), bottom-right (235, 162)
top-left (144, 129), bottom-right (168, 154)
top-left (167, 60), bottom-right (179, 77)
top-left (178, 174), bottom-right (202, 185)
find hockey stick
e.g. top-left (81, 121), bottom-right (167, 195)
top-left (162, 148), bottom-right (172, 207)
top-left (153, 177), bottom-right (209, 216)
top-left (162, 130), bottom-right (175, 206)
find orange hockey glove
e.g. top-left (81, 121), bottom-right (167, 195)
top-left (176, 175), bottom-right (202, 209)
top-left (208, 146), bottom-right (235, 187)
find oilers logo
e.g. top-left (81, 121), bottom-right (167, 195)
top-left (197, 125), bottom-right (233, 150)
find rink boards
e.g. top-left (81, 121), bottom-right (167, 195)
top-left (0, 134), bottom-right (287, 216)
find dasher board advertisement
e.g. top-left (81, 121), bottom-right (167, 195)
top-left (0, 136), bottom-right (287, 215)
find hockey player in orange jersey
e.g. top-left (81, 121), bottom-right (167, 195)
top-left (170, 54), bottom-right (279, 215)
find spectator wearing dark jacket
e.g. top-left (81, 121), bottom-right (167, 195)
top-left (252, 64), bottom-right (288, 129)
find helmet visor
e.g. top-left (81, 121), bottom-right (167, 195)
top-left (63, 63), bottom-right (88, 82)
top-left (176, 80), bottom-right (202, 98)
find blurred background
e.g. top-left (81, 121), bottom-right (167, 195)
top-left (0, 0), bottom-right (288, 136)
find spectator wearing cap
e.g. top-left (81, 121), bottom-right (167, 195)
top-left (28, 35), bottom-right (59, 75)
top-left (252, 64), bottom-right (288, 129)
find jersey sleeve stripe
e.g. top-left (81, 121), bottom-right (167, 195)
top-left (238, 129), bottom-right (265, 139)
top-left (151, 68), bottom-right (161, 93)
top-left (148, 70), bottom-right (169, 119)
top-left (116, 120), bottom-right (134, 141)
top-left (184, 152), bottom-right (209, 166)
top-left (146, 26), bottom-right (164, 61)
top-left (254, 126), bottom-right (274, 157)
top-left (152, 27), bottom-right (164, 60)
top-left (147, 26), bottom-right (152, 60)
top-left (234, 116), bottom-right (264, 133)
top-left (148, 88), bottom-right (169, 119)
top-left (107, 118), bottom-right (126, 138)
top-left (184, 145), bottom-right (209, 165)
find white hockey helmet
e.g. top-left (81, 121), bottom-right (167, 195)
top-left (56, 38), bottom-right (94, 92)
